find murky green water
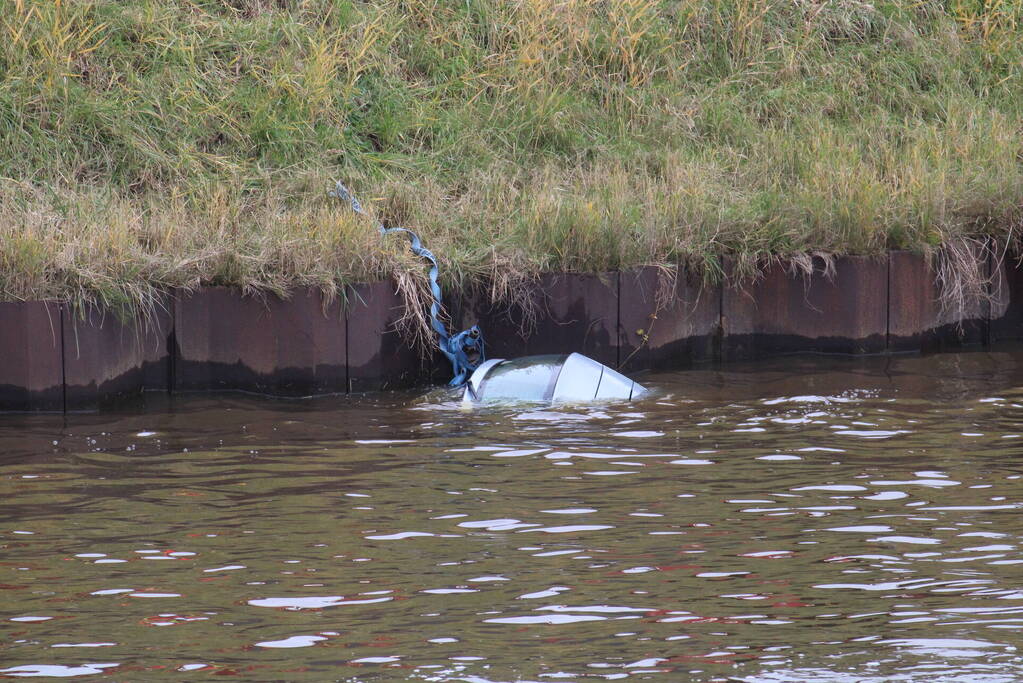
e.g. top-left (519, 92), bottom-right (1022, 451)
top-left (3, 351), bottom-right (1023, 681)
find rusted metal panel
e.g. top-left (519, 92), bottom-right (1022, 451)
top-left (174, 287), bottom-right (346, 395)
top-left (7, 248), bottom-right (1018, 412)
top-left (888, 251), bottom-right (985, 351)
top-left (438, 273), bottom-right (618, 377)
top-left (888, 251), bottom-right (933, 350)
top-left (447, 284), bottom-right (536, 364)
top-left (527, 273), bottom-right (619, 366)
top-left (722, 256), bottom-right (888, 358)
top-left (618, 266), bottom-right (720, 372)
top-left (62, 298), bottom-right (173, 410)
top-left (346, 281), bottom-right (431, 391)
top-left (0, 301), bottom-right (64, 411)
top-left (989, 251), bottom-right (1023, 342)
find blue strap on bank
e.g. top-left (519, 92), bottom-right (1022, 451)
top-left (330, 181), bottom-right (485, 387)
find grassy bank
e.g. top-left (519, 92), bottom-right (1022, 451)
top-left (2, 0), bottom-right (1022, 314)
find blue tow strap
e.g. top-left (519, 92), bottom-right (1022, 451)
top-left (330, 181), bottom-right (485, 386)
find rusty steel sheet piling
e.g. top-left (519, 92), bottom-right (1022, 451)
top-left (346, 281), bottom-right (435, 392)
top-left (62, 300), bottom-right (173, 411)
top-left (0, 301), bottom-right (64, 411)
top-left (3, 255), bottom-right (1023, 412)
top-left (989, 251), bottom-right (1023, 343)
top-left (888, 251), bottom-right (986, 352)
top-left (618, 267), bottom-right (720, 372)
top-left (174, 288), bottom-right (347, 396)
top-left (525, 273), bottom-right (619, 367)
top-left (448, 285), bottom-right (535, 364)
top-left (450, 273), bottom-right (619, 367)
top-left (722, 255), bottom-right (888, 359)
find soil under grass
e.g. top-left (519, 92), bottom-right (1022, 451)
top-left (1, 0), bottom-right (1022, 315)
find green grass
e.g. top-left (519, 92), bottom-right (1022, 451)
top-left (2, 0), bottom-right (1022, 312)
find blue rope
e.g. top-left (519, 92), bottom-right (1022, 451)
top-left (330, 181), bottom-right (484, 386)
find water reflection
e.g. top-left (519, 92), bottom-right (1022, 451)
top-left (2, 351), bottom-right (1023, 680)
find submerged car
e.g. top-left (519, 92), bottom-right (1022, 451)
top-left (462, 353), bottom-right (645, 404)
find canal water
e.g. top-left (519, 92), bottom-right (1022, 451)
top-left (3, 351), bottom-right (1023, 681)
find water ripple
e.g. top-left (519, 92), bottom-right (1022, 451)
top-left (5, 352), bottom-right (1023, 681)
